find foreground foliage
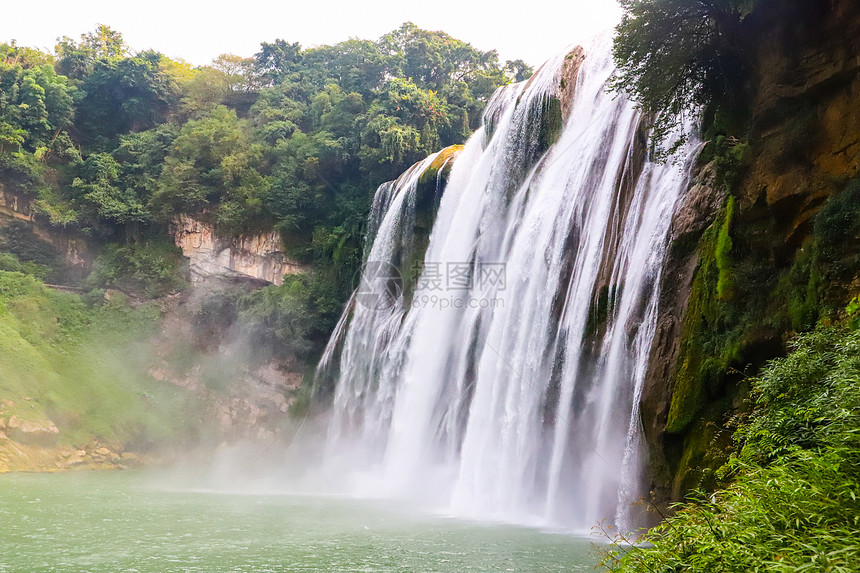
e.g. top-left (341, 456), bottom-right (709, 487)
top-left (603, 328), bottom-right (860, 572)
top-left (0, 271), bottom-right (202, 449)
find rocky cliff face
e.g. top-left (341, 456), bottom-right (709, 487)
top-left (2, 186), bottom-right (307, 288)
top-left (148, 282), bottom-right (304, 443)
top-left (170, 215), bottom-right (305, 285)
top-left (0, 187), bottom-right (92, 278)
top-left (0, 190), bottom-right (308, 472)
top-left (742, 0), bottom-right (860, 240)
top-left (642, 0), bottom-right (860, 510)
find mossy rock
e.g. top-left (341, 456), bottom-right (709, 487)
top-left (664, 176), bottom-right (860, 502)
top-left (669, 399), bottom-right (734, 500)
top-left (666, 199), bottom-right (735, 434)
top-left (520, 94), bottom-right (563, 156)
top-left (414, 145), bottom-right (463, 229)
top-left (388, 145), bottom-right (464, 302)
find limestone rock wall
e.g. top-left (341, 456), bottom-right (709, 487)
top-left (741, 0), bottom-right (860, 240)
top-left (0, 186), bottom-right (91, 275)
top-left (170, 215), bottom-right (304, 285)
top-left (641, 0), bottom-right (860, 510)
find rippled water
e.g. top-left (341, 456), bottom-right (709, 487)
top-left (0, 471), bottom-right (600, 572)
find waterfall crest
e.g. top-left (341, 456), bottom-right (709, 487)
top-left (320, 36), bottom-right (699, 532)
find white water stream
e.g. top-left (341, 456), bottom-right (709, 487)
top-left (319, 37), bottom-right (698, 533)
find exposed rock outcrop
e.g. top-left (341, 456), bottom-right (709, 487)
top-left (170, 215), bottom-right (305, 285)
top-left (741, 0), bottom-right (860, 241)
top-left (0, 433), bottom-right (147, 473)
top-left (643, 0), bottom-right (860, 508)
top-left (148, 278), bottom-right (305, 442)
top-left (0, 186), bottom-right (92, 277)
top-left (559, 47), bottom-right (586, 122)
top-left (641, 162), bottom-right (726, 512)
top-left (5, 416), bottom-right (60, 447)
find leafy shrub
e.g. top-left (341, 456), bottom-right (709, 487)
top-left (774, 178), bottom-right (860, 331)
top-left (0, 220), bottom-right (63, 271)
top-left (603, 328), bottom-right (860, 572)
top-left (238, 275), bottom-right (319, 361)
top-left (0, 251), bottom-right (51, 279)
top-left (814, 178), bottom-right (860, 270)
top-left (86, 239), bottom-right (187, 298)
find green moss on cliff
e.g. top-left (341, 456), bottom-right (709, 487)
top-left (400, 146), bottom-right (462, 300)
top-left (414, 145), bottom-right (462, 231)
top-left (666, 198), bottom-right (737, 434)
top-left (536, 96), bottom-right (563, 153)
top-left (416, 145), bottom-right (462, 191)
top-left (670, 398), bottom-right (734, 499)
top-left (774, 178), bottom-right (860, 331)
top-left (714, 195), bottom-right (735, 300)
top-left (666, 177), bottom-right (860, 496)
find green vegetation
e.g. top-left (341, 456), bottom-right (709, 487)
top-left (665, 176), bottom-right (860, 495)
top-left (603, 327), bottom-right (860, 572)
top-left (714, 195), bottom-right (735, 301)
top-left (612, 0), bottom-right (759, 144)
top-left (1, 23), bottom-right (525, 359)
top-left (1, 24), bottom-right (521, 246)
top-left (0, 270), bottom-right (201, 450)
top-left (612, 0), bottom-right (860, 566)
top-left (85, 239), bottom-right (187, 298)
top-left (666, 198), bottom-right (736, 436)
top-left (0, 23), bottom-right (527, 460)
top-left (237, 274), bottom-right (337, 362)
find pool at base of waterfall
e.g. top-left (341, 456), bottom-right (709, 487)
top-left (0, 471), bottom-right (600, 572)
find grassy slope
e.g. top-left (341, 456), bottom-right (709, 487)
top-left (0, 271), bottom-right (202, 462)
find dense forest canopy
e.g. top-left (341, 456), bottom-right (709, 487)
top-left (0, 23), bottom-right (528, 355)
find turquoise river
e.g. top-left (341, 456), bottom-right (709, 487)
top-left (0, 471), bottom-right (601, 572)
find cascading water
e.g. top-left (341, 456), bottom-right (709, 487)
top-left (319, 36), bottom-right (699, 532)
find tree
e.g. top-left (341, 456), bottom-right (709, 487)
top-left (73, 50), bottom-right (181, 149)
top-left (151, 105), bottom-right (270, 233)
top-left (0, 61), bottom-right (73, 152)
top-left (254, 39), bottom-right (302, 86)
top-left (113, 123), bottom-right (178, 201)
top-left (0, 22), bottom-right (519, 329)
top-left (1, 42), bottom-right (54, 69)
top-left (81, 24), bottom-right (127, 59)
top-left (612, 0), bottom-right (757, 142)
top-left (0, 55), bottom-right (74, 196)
top-left (55, 24), bottom-right (127, 79)
top-left (71, 152), bottom-right (150, 230)
top-left (301, 40), bottom-right (388, 96)
top-left (210, 54), bottom-right (263, 93)
top-left (504, 59), bottom-right (532, 83)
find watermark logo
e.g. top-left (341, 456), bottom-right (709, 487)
top-left (356, 260), bottom-right (506, 310)
top-left (411, 261), bottom-right (507, 292)
top-left (411, 294), bottom-right (505, 310)
top-left (355, 261), bottom-right (403, 310)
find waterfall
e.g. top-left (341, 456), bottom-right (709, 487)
top-left (320, 36), bottom-right (699, 532)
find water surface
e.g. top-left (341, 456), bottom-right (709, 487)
top-left (0, 471), bottom-right (600, 572)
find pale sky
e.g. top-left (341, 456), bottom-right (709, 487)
top-left (2, 0), bottom-right (622, 68)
